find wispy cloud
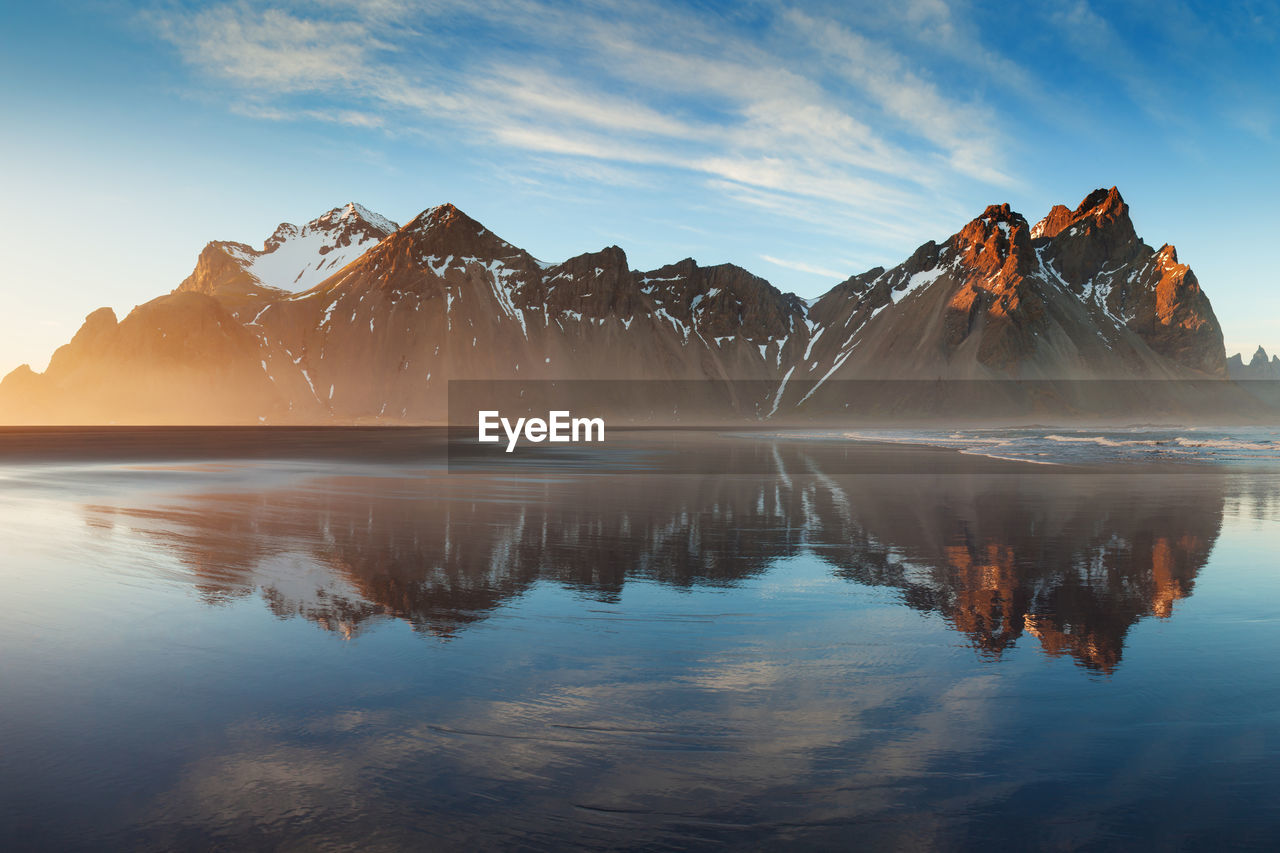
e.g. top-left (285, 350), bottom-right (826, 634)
top-left (150, 5), bottom-right (388, 91)
top-left (230, 102), bottom-right (386, 128)
top-left (782, 8), bottom-right (1014, 187)
top-left (760, 255), bottom-right (846, 280)
top-left (144, 0), bottom-right (1031, 245)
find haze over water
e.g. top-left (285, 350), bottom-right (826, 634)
top-left (2, 429), bottom-right (1279, 850)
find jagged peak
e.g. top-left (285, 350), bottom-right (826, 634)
top-left (959, 203), bottom-right (1031, 245)
top-left (962, 202), bottom-right (1029, 245)
top-left (1073, 186), bottom-right (1123, 217)
top-left (1031, 205), bottom-right (1073, 240)
top-left (954, 203), bottom-right (1032, 277)
top-left (1067, 187), bottom-right (1130, 232)
top-left (258, 203), bottom-right (398, 255)
top-left (266, 222), bottom-right (300, 247)
top-left (1228, 347), bottom-right (1280, 375)
top-left (1031, 188), bottom-right (1129, 241)
top-left (975, 202), bottom-right (1027, 225)
top-left (312, 202), bottom-right (398, 235)
top-left (1154, 243), bottom-right (1184, 268)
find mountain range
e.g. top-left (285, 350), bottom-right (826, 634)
top-left (0, 189), bottom-right (1241, 424)
top-left (1228, 346), bottom-right (1280, 380)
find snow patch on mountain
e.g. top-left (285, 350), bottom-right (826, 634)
top-left (234, 204), bottom-right (399, 293)
top-left (894, 266), bottom-right (945, 303)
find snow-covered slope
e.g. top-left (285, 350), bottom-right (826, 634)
top-left (177, 202), bottom-right (399, 297)
top-left (238, 203), bottom-right (398, 292)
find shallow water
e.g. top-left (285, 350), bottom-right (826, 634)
top-left (775, 425), bottom-right (1280, 466)
top-left (2, 431), bottom-right (1279, 850)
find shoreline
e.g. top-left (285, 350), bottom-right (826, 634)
top-left (0, 423), bottom-right (1271, 474)
top-left (747, 426), bottom-right (1280, 472)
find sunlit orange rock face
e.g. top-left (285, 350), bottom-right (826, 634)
top-left (801, 186), bottom-right (1226, 388)
top-left (941, 204), bottom-right (1046, 368)
top-left (1038, 189), bottom-right (1223, 374)
top-left (0, 188), bottom-right (1229, 424)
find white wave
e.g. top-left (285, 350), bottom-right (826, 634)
top-left (1173, 437), bottom-right (1272, 450)
top-left (959, 449), bottom-right (1062, 466)
top-left (1044, 434), bottom-right (1159, 447)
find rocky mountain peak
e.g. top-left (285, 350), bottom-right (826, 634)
top-left (326, 202), bottom-right (398, 234)
top-left (408, 203), bottom-right (487, 237)
top-left (401, 203), bottom-right (528, 265)
top-left (1030, 187), bottom-right (1133, 243)
top-left (176, 203), bottom-right (400, 297)
top-left (1037, 187), bottom-right (1143, 291)
top-left (263, 222), bottom-right (298, 251)
top-left (261, 203), bottom-right (397, 253)
top-left (1062, 186), bottom-right (1134, 238)
top-left (1075, 185), bottom-right (1123, 216)
top-left (532, 245), bottom-right (637, 316)
top-left (546, 244), bottom-right (630, 280)
top-left (951, 203), bottom-right (1034, 286)
top-left (629, 258), bottom-right (803, 345)
top-left (979, 202), bottom-right (1021, 223)
top-left (43, 307), bottom-right (121, 377)
top-left (1228, 345), bottom-right (1280, 380)
top-left (1125, 242), bottom-right (1223, 375)
top-left (63, 307), bottom-right (118, 354)
top-left (1030, 204), bottom-right (1074, 239)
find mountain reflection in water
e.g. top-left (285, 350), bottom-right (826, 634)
top-left (86, 443), bottom-right (1224, 672)
top-left (5, 433), bottom-right (1280, 851)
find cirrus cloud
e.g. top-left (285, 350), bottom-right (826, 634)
top-left (145, 0), bottom-right (1031, 246)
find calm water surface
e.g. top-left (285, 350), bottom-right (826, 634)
top-left (1, 430), bottom-right (1279, 850)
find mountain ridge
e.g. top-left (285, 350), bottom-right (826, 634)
top-left (0, 188), bottom-right (1239, 424)
top-left (1228, 345), bottom-right (1280, 380)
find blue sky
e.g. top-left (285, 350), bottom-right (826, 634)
top-left (2, 0), bottom-right (1279, 373)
